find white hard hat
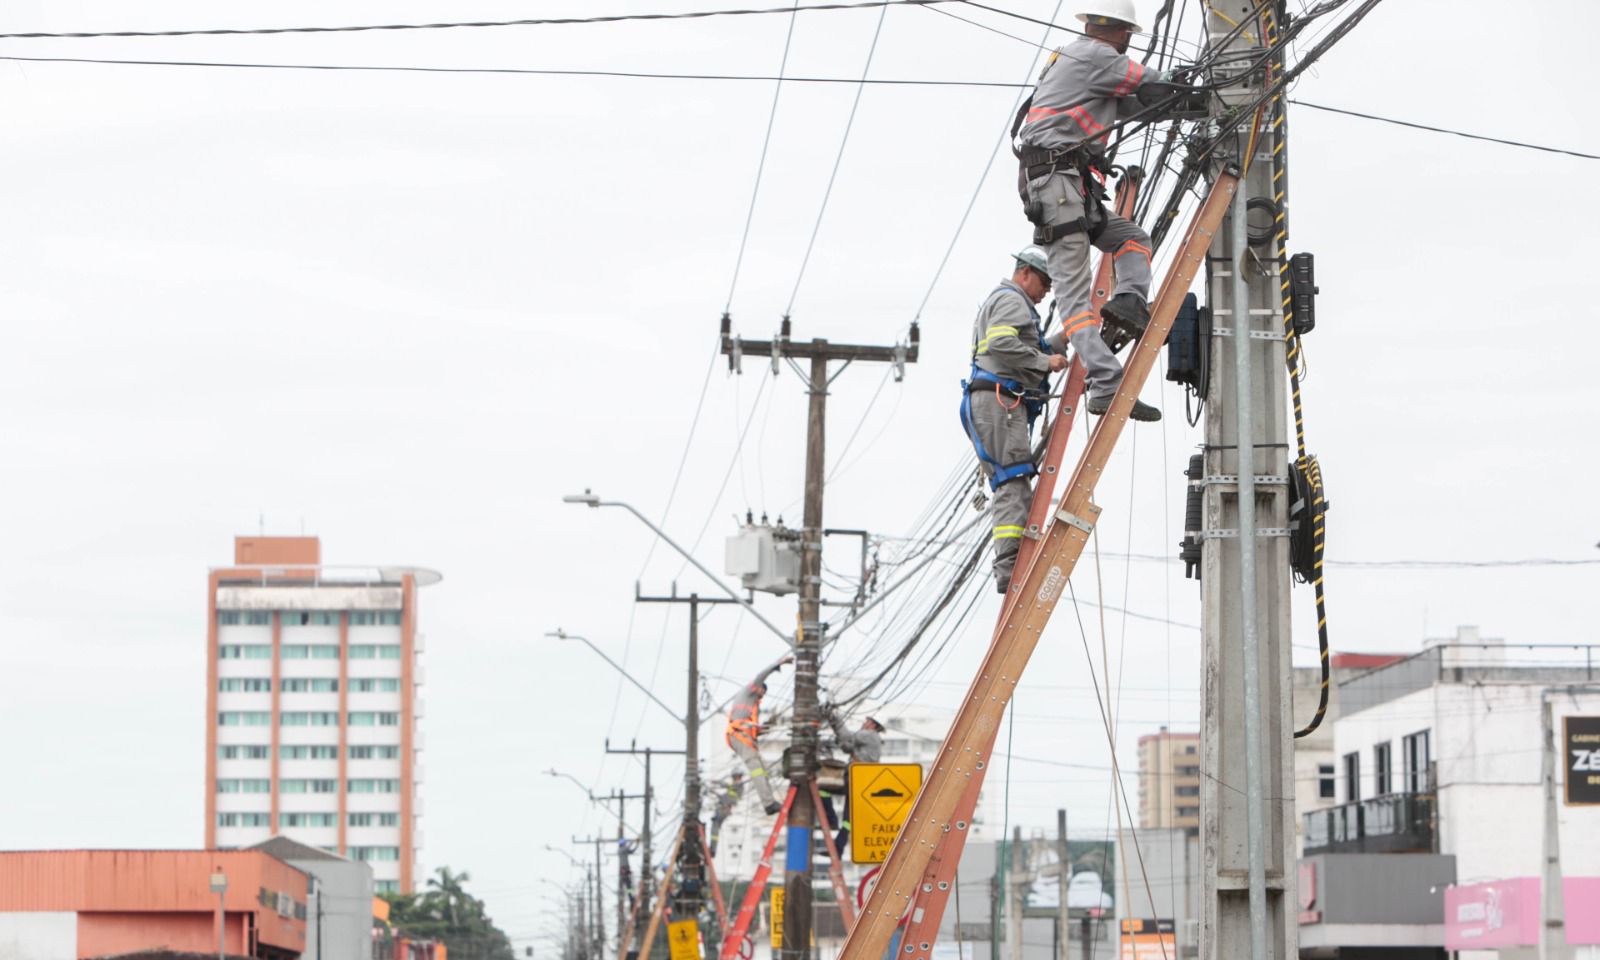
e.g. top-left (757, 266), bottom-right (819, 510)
top-left (1076, 0), bottom-right (1142, 32)
top-left (1013, 246), bottom-right (1050, 276)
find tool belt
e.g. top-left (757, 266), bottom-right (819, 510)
top-left (1018, 144), bottom-right (1110, 245)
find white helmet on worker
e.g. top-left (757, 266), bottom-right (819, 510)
top-left (1076, 0), bottom-right (1142, 32)
top-left (1012, 245), bottom-right (1050, 279)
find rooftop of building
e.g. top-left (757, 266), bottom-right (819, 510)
top-left (214, 536), bottom-right (441, 587)
top-left (1338, 625), bottom-right (1600, 716)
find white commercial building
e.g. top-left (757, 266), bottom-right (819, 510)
top-left (207, 535), bottom-right (440, 894)
top-left (1300, 626), bottom-right (1600, 959)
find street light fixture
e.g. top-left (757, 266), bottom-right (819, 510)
top-left (562, 490), bottom-right (792, 647)
top-left (209, 870), bottom-right (227, 960)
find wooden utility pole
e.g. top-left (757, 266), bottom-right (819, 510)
top-left (607, 741), bottom-right (680, 960)
top-left (635, 588), bottom-right (740, 949)
top-left (720, 316), bottom-right (918, 960)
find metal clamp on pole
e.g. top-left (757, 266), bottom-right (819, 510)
top-left (1054, 509), bottom-right (1095, 535)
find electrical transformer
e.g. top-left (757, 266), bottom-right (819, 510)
top-left (724, 518), bottom-right (802, 596)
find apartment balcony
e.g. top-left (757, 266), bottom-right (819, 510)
top-left (1302, 791), bottom-right (1434, 856)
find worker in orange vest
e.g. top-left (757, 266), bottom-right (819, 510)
top-left (725, 656), bottom-right (793, 816)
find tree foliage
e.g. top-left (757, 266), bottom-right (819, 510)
top-left (382, 866), bottom-right (516, 960)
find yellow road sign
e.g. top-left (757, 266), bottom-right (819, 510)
top-left (769, 888), bottom-right (784, 950)
top-left (849, 762), bottom-right (923, 864)
top-left (667, 919), bottom-right (700, 960)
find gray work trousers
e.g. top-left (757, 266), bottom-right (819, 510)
top-left (730, 738), bottom-right (779, 809)
top-left (1027, 170), bottom-right (1154, 403)
top-left (966, 387), bottom-right (1035, 589)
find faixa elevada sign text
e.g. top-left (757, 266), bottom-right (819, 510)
top-left (1567, 716), bottom-right (1600, 806)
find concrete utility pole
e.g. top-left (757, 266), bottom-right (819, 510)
top-left (1006, 826), bottom-right (1026, 960)
top-left (720, 316), bottom-right (918, 960)
top-left (635, 588), bottom-right (740, 947)
top-left (1200, 4), bottom-right (1297, 960)
top-left (607, 740), bottom-right (683, 957)
top-left (1055, 811), bottom-right (1069, 960)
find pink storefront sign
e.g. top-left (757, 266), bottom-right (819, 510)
top-left (1444, 878), bottom-right (1541, 950)
top-left (1566, 878), bottom-right (1600, 945)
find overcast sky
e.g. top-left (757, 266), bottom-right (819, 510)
top-left (1, 0), bottom-right (1597, 948)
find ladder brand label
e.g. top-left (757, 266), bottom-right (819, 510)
top-left (1037, 565), bottom-right (1066, 602)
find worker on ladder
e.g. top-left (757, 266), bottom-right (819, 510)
top-left (820, 708), bottom-right (884, 851)
top-left (1015, 0), bottom-right (1166, 423)
top-left (961, 247), bottom-right (1069, 594)
top-left (725, 657), bottom-right (792, 816)
top-left (707, 770), bottom-right (744, 857)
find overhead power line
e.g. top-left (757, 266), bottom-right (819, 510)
top-left (1291, 99), bottom-right (1600, 161)
top-left (0, 0), bottom-right (952, 40)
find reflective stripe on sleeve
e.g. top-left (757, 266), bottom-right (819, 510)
top-left (993, 525), bottom-right (1025, 540)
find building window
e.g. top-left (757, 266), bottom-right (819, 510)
top-left (280, 678), bottom-right (339, 693)
top-left (1343, 751), bottom-right (1361, 803)
top-left (217, 812), bottom-right (271, 828)
top-left (1374, 741), bottom-right (1392, 796)
top-left (375, 880), bottom-right (399, 895)
top-left (245, 611), bottom-right (271, 626)
top-left (218, 711), bottom-right (271, 727)
top-left (219, 745), bottom-right (271, 760)
top-left (350, 847), bottom-right (401, 862)
top-left (218, 678), bottom-right (272, 693)
top-left (349, 644), bottom-right (402, 660)
top-left (1175, 764), bottom-right (1200, 777)
top-left (1317, 763), bottom-right (1336, 799)
top-left (280, 645), bottom-right (340, 660)
top-left (349, 745), bottom-right (401, 760)
top-left (280, 712), bottom-right (340, 727)
top-left (1175, 785), bottom-right (1199, 797)
top-left (1176, 806), bottom-right (1199, 818)
top-left (1183, 745), bottom-right (1197, 755)
top-left (351, 610), bottom-right (403, 626)
top-left (349, 712), bottom-right (400, 727)
top-left (280, 812), bottom-right (337, 828)
top-left (219, 645), bottom-right (272, 660)
top-left (218, 611), bottom-right (242, 626)
top-left (217, 779), bottom-right (271, 794)
top-left (279, 779), bottom-right (338, 795)
top-left (280, 745), bottom-right (339, 760)
top-left (348, 779), bottom-right (400, 794)
top-left (349, 678), bottom-right (401, 693)
top-left (1403, 729), bottom-right (1431, 793)
top-left (280, 611), bottom-right (338, 626)
top-left (349, 812), bottom-right (400, 827)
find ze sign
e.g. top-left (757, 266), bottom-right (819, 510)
top-left (850, 762), bottom-right (923, 864)
top-left (1567, 716), bottom-right (1600, 805)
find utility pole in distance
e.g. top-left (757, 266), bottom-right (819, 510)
top-left (720, 316), bottom-right (918, 960)
top-left (634, 587), bottom-right (738, 947)
top-left (1200, 4), bottom-right (1297, 960)
top-left (606, 739), bottom-right (686, 957)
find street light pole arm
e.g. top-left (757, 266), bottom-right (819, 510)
top-left (547, 631), bottom-right (684, 725)
top-left (564, 493), bottom-right (794, 649)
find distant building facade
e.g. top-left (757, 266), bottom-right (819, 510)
top-left (207, 536), bottom-right (440, 894)
top-left (251, 837), bottom-right (375, 960)
top-left (1136, 728), bottom-right (1201, 831)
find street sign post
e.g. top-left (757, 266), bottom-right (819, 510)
top-left (848, 763), bottom-right (923, 864)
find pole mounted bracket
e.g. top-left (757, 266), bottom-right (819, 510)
top-left (1054, 508), bottom-right (1095, 536)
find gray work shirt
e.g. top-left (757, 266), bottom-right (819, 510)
top-left (970, 279), bottom-right (1064, 386)
top-left (1019, 36), bottom-right (1155, 157)
top-left (830, 716), bottom-right (883, 764)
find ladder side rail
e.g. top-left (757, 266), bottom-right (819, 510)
top-left (719, 787), bottom-right (797, 960)
top-left (637, 826), bottom-right (687, 960)
top-left (808, 780), bottom-right (858, 928)
top-left (700, 824), bottom-right (730, 932)
top-left (1010, 171), bottom-right (1143, 585)
top-left (838, 170), bottom-right (1238, 960)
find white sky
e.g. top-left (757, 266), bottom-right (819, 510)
top-left (1, 0), bottom-right (1597, 949)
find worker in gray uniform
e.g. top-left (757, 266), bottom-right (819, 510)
top-left (707, 770), bottom-right (744, 857)
top-left (724, 657), bottom-right (792, 816)
top-left (1016, 0), bottom-right (1165, 423)
top-left (822, 711), bottom-right (884, 852)
top-left (961, 247), bottom-right (1069, 595)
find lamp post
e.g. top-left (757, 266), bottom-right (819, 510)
top-left (544, 632), bottom-right (684, 723)
top-left (561, 491), bottom-right (792, 647)
top-left (209, 870), bottom-right (228, 960)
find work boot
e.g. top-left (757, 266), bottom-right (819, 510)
top-left (764, 800), bottom-right (783, 816)
top-left (995, 577), bottom-right (1010, 595)
top-left (1087, 395), bottom-right (1162, 422)
top-left (1100, 293), bottom-right (1150, 347)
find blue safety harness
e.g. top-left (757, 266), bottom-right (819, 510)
top-left (960, 284), bottom-right (1055, 492)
